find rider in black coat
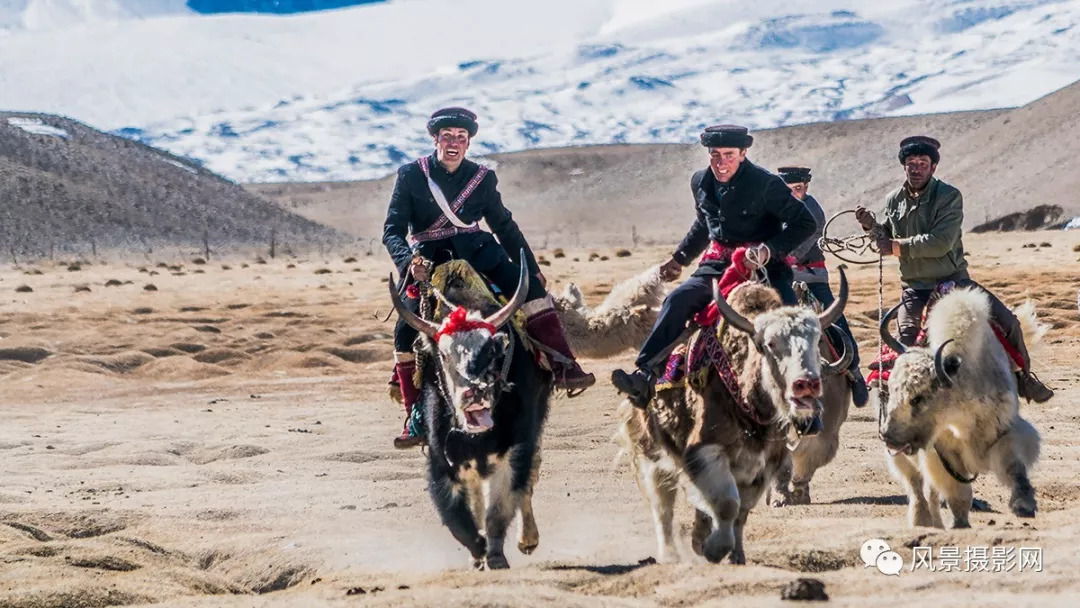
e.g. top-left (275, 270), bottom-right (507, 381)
top-left (612, 125), bottom-right (817, 408)
top-left (383, 107), bottom-right (595, 449)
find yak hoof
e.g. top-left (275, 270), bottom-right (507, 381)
top-left (728, 548), bottom-right (746, 565)
top-left (485, 553), bottom-right (510, 570)
top-left (1011, 498), bottom-right (1037, 518)
top-left (1013, 506), bottom-right (1036, 518)
top-left (471, 558), bottom-right (486, 571)
top-left (703, 529), bottom-right (734, 564)
top-left (518, 539), bottom-right (539, 555)
top-left (468, 536), bottom-right (487, 561)
top-left (789, 484), bottom-right (811, 506)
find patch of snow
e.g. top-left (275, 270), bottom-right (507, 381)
top-left (1064, 217), bottom-right (1080, 230)
top-left (6, 117), bottom-right (70, 139)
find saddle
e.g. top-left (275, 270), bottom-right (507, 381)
top-left (654, 265), bottom-right (844, 393)
top-left (866, 281), bottom-right (1024, 387)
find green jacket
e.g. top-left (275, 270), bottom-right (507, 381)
top-left (879, 177), bottom-right (969, 289)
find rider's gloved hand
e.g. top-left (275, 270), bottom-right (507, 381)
top-left (747, 243), bottom-right (771, 267)
top-left (410, 256), bottom-right (431, 282)
top-left (855, 206), bottom-right (876, 231)
top-left (659, 257), bottom-right (683, 282)
top-left (875, 236), bottom-right (897, 257)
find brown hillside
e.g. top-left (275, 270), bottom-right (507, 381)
top-left (0, 112), bottom-right (345, 258)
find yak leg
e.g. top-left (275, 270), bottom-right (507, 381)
top-left (684, 444), bottom-right (739, 564)
top-left (729, 509), bottom-right (750, 565)
top-left (769, 451), bottom-right (795, 507)
top-left (639, 456), bottom-right (679, 562)
top-left (886, 450), bottom-right (939, 528)
top-left (990, 418), bottom-right (1040, 518)
top-left (790, 420), bottom-right (843, 505)
top-left (467, 479), bottom-right (486, 536)
top-left (730, 477), bottom-right (768, 565)
top-left (487, 443), bottom-right (538, 570)
top-left (429, 472), bottom-right (486, 567)
top-left (517, 442), bottom-right (542, 555)
top-left (690, 508), bottom-right (710, 558)
top-left (923, 449), bottom-right (972, 529)
top-left (482, 460), bottom-right (519, 570)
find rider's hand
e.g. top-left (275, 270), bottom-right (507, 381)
top-left (659, 257), bottom-right (683, 282)
top-left (876, 236), bottom-right (899, 257)
top-left (409, 257), bottom-right (431, 282)
top-left (855, 206), bottom-right (876, 231)
top-left (535, 271), bottom-right (547, 290)
top-left (748, 243), bottom-right (771, 267)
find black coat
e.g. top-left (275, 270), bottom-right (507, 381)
top-left (672, 159), bottom-right (816, 272)
top-left (382, 153), bottom-right (539, 279)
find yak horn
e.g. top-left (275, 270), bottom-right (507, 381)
top-left (933, 339), bottom-right (958, 388)
top-left (817, 266), bottom-right (848, 329)
top-left (713, 279), bottom-right (756, 335)
top-left (483, 249), bottom-right (530, 330)
top-left (878, 302), bottom-right (908, 355)
top-left (821, 325), bottom-right (855, 375)
top-left (388, 273), bottom-right (439, 338)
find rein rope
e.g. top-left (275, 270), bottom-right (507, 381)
top-left (818, 209), bottom-right (885, 266)
top-left (819, 209), bottom-right (888, 428)
top-left (876, 226), bottom-right (886, 431)
top-left (743, 246), bottom-right (771, 285)
top-left (415, 278), bottom-right (456, 407)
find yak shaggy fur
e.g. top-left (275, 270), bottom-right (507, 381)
top-left (616, 282), bottom-right (834, 564)
top-left (881, 287), bottom-right (1043, 529)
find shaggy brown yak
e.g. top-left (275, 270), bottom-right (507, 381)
top-left (617, 270), bottom-right (849, 563)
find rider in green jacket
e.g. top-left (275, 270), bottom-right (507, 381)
top-left (856, 135), bottom-right (1054, 403)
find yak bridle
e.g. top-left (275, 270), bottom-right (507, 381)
top-left (711, 267), bottom-right (851, 434)
top-left (388, 258), bottom-right (530, 433)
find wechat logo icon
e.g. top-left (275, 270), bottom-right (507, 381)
top-left (861, 538), bottom-right (903, 576)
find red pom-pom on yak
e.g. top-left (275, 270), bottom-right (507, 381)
top-left (434, 307), bottom-right (498, 343)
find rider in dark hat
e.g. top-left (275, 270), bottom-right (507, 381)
top-left (611, 124), bottom-right (817, 408)
top-left (780, 165), bottom-right (869, 408)
top-left (855, 135), bottom-right (1054, 403)
top-left (383, 107), bottom-right (596, 448)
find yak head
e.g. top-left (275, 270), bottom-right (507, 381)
top-left (389, 261), bottom-right (528, 434)
top-left (876, 303), bottom-right (963, 455)
top-left (714, 267), bottom-right (850, 431)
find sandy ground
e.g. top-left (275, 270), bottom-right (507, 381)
top-left (1, 231), bottom-right (1079, 607)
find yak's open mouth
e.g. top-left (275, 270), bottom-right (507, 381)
top-left (463, 404), bottom-right (493, 432)
top-left (789, 396), bottom-right (819, 414)
top-left (885, 442), bottom-right (914, 457)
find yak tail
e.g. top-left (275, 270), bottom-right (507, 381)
top-left (610, 398), bottom-right (646, 478)
top-left (1012, 298), bottom-right (1049, 357)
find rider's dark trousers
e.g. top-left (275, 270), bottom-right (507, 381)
top-left (394, 253), bottom-right (545, 353)
top-left (896, 278), bottom-right (1031, 370)
top-left (633, 261), bottom-right (798, 373)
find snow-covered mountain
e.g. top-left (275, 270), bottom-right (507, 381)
top-left (2, 0), bottom-right (1079, 183)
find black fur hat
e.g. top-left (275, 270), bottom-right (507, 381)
top-left (427, 107), bottom-right (478, 137)
top-left (777, 166), bottom-right (812, 183)
top-left (700, 124), bottom-right (753, 149)
top-left (898, 135), bottom-right (941, 165)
